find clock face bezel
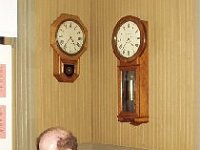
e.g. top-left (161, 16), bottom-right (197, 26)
top-left (51, 14), bottom-right (88, 60)
top-left (112, 15), bottom-right (147, 62)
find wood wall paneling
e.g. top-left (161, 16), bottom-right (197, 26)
top-left (33, 0), bottom-right (92, 146)
top-left (16, 0), bottom-right (195, 150)
top-left (91, 0), bottom-right (195, 150)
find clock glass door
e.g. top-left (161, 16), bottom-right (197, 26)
top-left (122, 70), bottom-right (136, 112)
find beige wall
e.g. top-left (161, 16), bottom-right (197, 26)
top-left (91, 0), bottom-right (195, 150)
top-left (16, 0), bottom-right (195, 150)
top-left (33, 0), bottom-right (92, 143)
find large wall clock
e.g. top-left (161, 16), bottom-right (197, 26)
top-left (50, 13), bottom-right (88, 82)
top-left (112, 15), bottom-right (149, 125)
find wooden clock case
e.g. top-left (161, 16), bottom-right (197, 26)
top-left (50, 14), bottom-right (88, 82)
top-left (112, 16), bottom-right (149, 125)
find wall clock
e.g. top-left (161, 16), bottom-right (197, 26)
top-left (112, 15), bottom-right (148, 125)
top-left (50, 13), bottom-right (87, 82)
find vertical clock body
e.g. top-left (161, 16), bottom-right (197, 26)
top-left (50, 14), bottom-right (88, 82)
top-left (112, 15), bottom-right (148, 125)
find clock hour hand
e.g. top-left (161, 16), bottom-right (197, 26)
top-left (122, 43), bottom-right (127, 50)
top-left (122, 40), bottom-right (129, 50)
top-left (70, 38), bottom-right (76, 46)
top-left (130, 42), bottom-right (134, 46)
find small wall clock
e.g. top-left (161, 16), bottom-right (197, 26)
top-left (50, 13), bottom-right (88, 82)
top-left (112, 15), bottom-right (149, 125)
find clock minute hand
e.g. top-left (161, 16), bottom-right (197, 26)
top-left (122, 40), bottom-right (129, 50)
top-left (122, 43), bottom-right (127, 51)
top-left (66, 36), bottom-right (72, 44)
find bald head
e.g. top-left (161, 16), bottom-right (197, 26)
top-left (36, 127), bottom-right (78, 150)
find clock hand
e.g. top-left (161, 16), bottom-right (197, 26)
top-left (66, 36), bottom-right (72, 44)
top-left (70, 38), bottom-right (76, 46)
top-left (130, 42), bottom-right (134, 46)
top-left (64, 37), bottom-right (74, 50)
top-left (122, 42), bottom-right (127, 51)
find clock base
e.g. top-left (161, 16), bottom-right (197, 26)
top-left (53, 51), bottom-right (79, 82)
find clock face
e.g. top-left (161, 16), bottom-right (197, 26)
top-left (116, 21), bottom-right (141, 58)
top-left (56, 20), bottom-right (84, 55)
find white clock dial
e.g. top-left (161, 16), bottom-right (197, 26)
top-left (56, 20), bottom-right (84, 55)
top-left (116, 21), bottom-right (140, 58)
